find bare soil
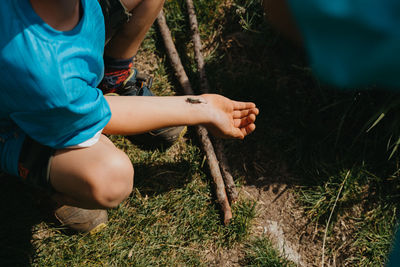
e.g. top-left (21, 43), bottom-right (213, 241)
top-left (201, 181), bottom-right (326, 267)
top-left (244, 183), bottom-right (321, 266)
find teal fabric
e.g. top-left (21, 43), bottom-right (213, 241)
top-left (287, 0), bottom-right (400, 89)
top-left (388, 229), bottom-right (400, 267)
top-left (0, 0), bottom-right (111, 175)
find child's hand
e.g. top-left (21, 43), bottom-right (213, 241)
top-left (201, 94), bottom-right (259, 139)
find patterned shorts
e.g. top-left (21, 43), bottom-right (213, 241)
top-left (99, 0), bottom-right (132, 44)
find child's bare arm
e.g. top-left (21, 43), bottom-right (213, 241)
top-left (103, 94), bottom-right (258, 139)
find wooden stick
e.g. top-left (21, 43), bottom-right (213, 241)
top-left (185, 0), bottom-right (238, 203)
top-left (196, 126), bottom-right (232, 225)
top-left (213, 139), bottom-right (238, 203)
top-left (156, 10), bottom-right (232, 225)
top-left (185, 0), bottom-right (209, 94)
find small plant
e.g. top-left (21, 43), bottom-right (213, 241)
top-left (232, 0), bottom-right (264, 32)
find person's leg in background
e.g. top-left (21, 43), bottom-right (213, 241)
top-left (261, 0), bottom-right (302, 44)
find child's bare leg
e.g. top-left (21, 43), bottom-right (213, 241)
top-left (104, 0), bottom-right (165, 59)
top-left (49, 135), bottom-right (134, 209)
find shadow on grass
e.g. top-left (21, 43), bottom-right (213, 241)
top-left (197, 1), bottom-right (400, 188)
top-left (199, 4), bottom-right (400, 263)
top-left (0, 173), bottom-right (43, 266)
top-left (133, 161), bottom-right (195, 196)
top-left (156, 5), bottom-right (400, 263)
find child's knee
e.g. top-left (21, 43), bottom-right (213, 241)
top-left (89, 151), bottom-right (134, 208)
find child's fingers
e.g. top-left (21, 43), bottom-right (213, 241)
top-left (232, 100), bottom-right (256, 110)
top-left (234, 114), bottom-right (256, 128)
top-left (228, 118), bottom-right (256, 139)
top-left (240, 123), bottom-right (256, 136)
top-left (231, 129), bottom-right (245, 139)
top-left (252, 107), bottom-right (259, 115)
top-left (233, 107), bottom-right (259, 119)
top-left (233, 109), bottom-right (252, 119)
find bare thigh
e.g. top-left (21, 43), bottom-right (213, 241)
top-left (49, 135), bottom-right (134, 209)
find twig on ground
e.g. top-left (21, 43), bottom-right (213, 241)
top-left (321, 170), bottom-right (350, 267)
top-left (156, 10), bottom-right (232, 225)
top-left (214, 139), bottom-right (238, 203)
top-left (185, 0), bottom-right (239, 203)
top-left (185, 0), bottom-right (209, 93)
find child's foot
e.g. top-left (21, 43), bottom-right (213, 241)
top-left (34, 191), bottom-right (108, 234)
top-left (54, 205), bottom-right (108, 234)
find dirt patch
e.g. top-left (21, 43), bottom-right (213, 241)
top-left (201, 179), bottom-right (326, 267)
top-left (210, 139), bottom-right (331, 266)
top-left (243, 183), bottom-right (321, 266)
top-left (204, 245), bottom-right (244, 267)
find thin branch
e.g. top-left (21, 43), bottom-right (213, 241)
top-left (156, 10), bottom-right (232, 225)
top-left (185, 0), bottom-right (238, 203)
top-left (185, 0), bottom-right (209, 93)
top-left (214, 139), bottom-right (238, 203)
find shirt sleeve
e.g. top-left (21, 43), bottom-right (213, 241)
top-left (287, 0), bottom-right (400, 89)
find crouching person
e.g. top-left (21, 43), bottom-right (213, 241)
top-left (0, 0), bottom-right (258, 232)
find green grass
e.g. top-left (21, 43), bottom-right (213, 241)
top-left (30, 138), bottom-right (256, 266)
top-left (242, 237), bottom-right (296, 267)
top-left (161, 0), bottom-right (400, 265)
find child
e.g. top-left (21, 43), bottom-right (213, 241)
top-left (0, 0), bottom-right (258, 232)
